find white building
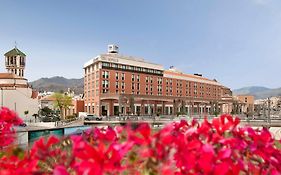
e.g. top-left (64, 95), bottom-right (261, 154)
top-left (39, 95), bottom-right (55, 110)
top-left (269, 97), bottom-right (281, 109)
top-left (0, 47), bottom-right (39, 120)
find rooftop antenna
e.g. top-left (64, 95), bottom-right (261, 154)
top-left (14, 41), bottom-right (18, 49)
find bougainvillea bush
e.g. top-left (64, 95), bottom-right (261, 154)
top-left (0, 107), bottom-right (281, 175)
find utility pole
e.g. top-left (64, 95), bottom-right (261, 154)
top-left (267, 98), bottom-right (271, 124)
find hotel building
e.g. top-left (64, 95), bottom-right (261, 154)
top-left (84, 45), bottom-right (233, 116)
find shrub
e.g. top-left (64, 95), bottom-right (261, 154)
top-left (0, 107), bottom-right (281, 174)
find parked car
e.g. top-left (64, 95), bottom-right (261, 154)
top-left (84, 114), bottom-right (102, 121)
top-left (19, 123), bottom-right (27, 127)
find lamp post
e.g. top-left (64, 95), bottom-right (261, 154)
top-left (1, 87), bottom-right (3, 107)
top-left (267, 97), bottom-right (271, 124)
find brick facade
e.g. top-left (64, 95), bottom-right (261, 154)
top-left (84, 46), bottom-right (233, 116)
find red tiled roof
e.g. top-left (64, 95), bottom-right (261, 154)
top-left (40, 95), bottom-right (56, 101)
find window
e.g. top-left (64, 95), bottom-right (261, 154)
top-left (102, 80), bottom-right (109, 88)
top-left (112, 63), bottom-right (117, 68)
top-left (157, 85), bottom-right (162, 96)
top-left (121, 82), bottom-right (125, 89)
top-left (132, 83), bottom-right (135, 90)
top-left (194, 82), bottom-right (197, 88)
top-left (102, 62), bottom-right (110, 67)
top-left (150, 77), bottom-right (153, 83)
top-left (158, 78), bottom-right (162, 84)
top-left (157, 85), bottom-right (162, 92)
top-left (146, 76), bottom-right (148, 83)
top-left (137, 83), bottom-right (140, 90)
top-left (115, 82), bottom-right (119, 88)
top-left (115, 72), bottom-right (119, 80)
top-left (137, 75), bottom-right (140, 82)
top-left (194, 90), bottom-right (197, 95)
top-left (102, 71), bottom-right (109, 79)
top-left (106, 71), bottom-right (109, 78)
top-left (121, 73), bottom-right (125, 80)
top-left (132, 74), bottom-right (135, 81)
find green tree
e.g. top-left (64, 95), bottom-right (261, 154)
top-left (52, 93), bottom-right (73, 120)
top-left (40, 107), bottom-right (53, 116)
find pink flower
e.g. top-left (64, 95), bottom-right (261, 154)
top-left (0, 108), bottom-right (280, 174)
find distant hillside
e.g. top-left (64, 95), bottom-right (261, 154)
top-left (30, 76), bottom-right (84, 94)
top-left (233, 86), bottom-right (281, 99)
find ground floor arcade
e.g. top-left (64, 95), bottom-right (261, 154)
top-left (86, 94), bottom-right (244, 117)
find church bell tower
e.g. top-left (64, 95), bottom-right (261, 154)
top-left (4, 47), bottom-right (26, 77)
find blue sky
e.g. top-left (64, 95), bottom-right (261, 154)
top-left (0, 0), bottom-right (281, 89)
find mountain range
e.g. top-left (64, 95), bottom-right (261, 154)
top-left (29, 76), bottom-right (84, 94)
top-left (29, 76), bottom-right (281, 99)
top-left (233, 86), bottom-right (281, 99)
